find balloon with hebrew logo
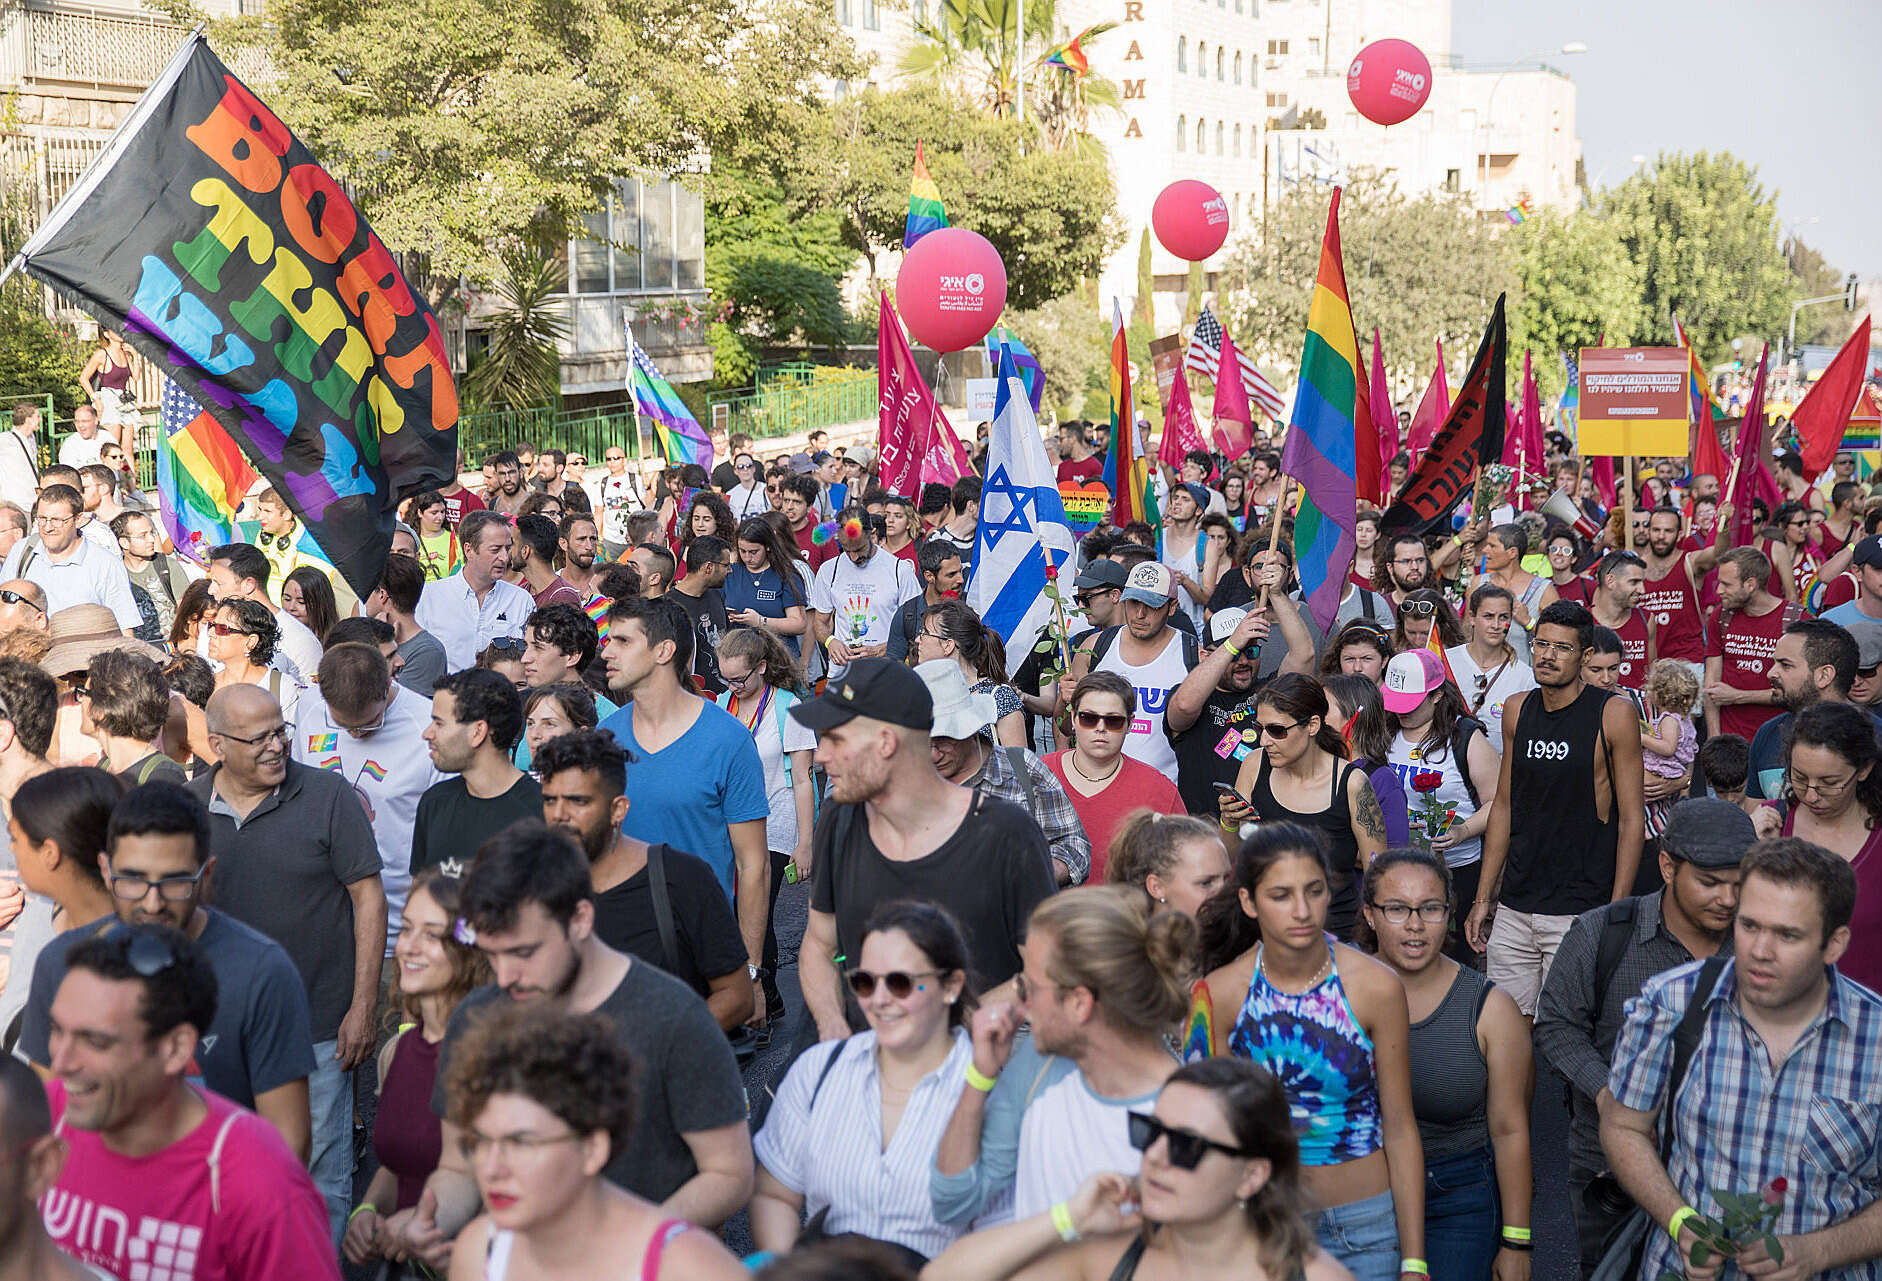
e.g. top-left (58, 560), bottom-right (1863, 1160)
top-left (1152, 180), bottom-right (1231, 262)
top-left (895, 228), bottom-right (1008, 352)
top-left (1347, 39), bottom-right (1432, 127)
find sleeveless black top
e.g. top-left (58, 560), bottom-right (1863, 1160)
top-left (1251, 756), bottom-right (1365, 939)
top-left (1504, 684), bottom-right (1618, 915)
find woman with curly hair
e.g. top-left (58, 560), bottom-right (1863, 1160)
top-left (208, 596), bottom-right (300, 723)
top-left (676, 487), bottom-right (735, 563)
top-left (345, 866), bottom-right (492, 1270)
top-left (439, 1004), bottom-right (746, 1281)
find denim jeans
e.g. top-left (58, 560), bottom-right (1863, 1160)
top-left (1316, 1188), bottom-right (1399, 1281)
top-left (308, 1037), bottom-right (352, 1246)
top-left (1425, 1145), bottom-right (1500, 1281)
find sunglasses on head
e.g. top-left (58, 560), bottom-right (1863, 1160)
top-left (1076, 709), bottom-right (1130, 732)
top-left (0, 589), bottom-right (40, 613)
top-left (1127, 1111), bottom-right (1251, 1170)
top-left (844, 968), bottom-right (942, 1000)
top-left (485, 638), bottom-right (525, 654)
top-left (1400, 598), bottom-right (1438, 618)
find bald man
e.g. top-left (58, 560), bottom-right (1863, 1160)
top-left (0, 580), bottom-right (46, 632)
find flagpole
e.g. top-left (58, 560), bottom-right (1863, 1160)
top-left (1622, 454), bottom-right (1634, 553)
top-left (1256, 479), bottom-right (1290, 611)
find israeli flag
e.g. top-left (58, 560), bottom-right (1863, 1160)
top-left (969, 344), bottom-right (1077, 676)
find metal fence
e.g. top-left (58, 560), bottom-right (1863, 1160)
top-left (705, 366), bottom-right (877, 441)
top-left (455, 404), bottom-right (652, 468)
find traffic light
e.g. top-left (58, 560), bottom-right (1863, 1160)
top-left (1847, 274), bottom-right (1861, 311)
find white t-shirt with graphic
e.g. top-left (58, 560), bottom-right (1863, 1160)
top-left (809, 548), bottom-right (920, 680)
top-left (1092, 628), bottom-right (1191, 784)
top-left (1443, 645), bottom-right (1537, 751)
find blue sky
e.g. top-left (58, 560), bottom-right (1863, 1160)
top-left (1451, 0), bottom-right (1880, 278)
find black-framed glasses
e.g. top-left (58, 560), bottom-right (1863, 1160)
top-left (66, 681), bottom-right (89, 700)
top-left (844, 968), bottom-right (941, 999)
top-left (0, 589), bottom-right (41, 613)
top-left (1368, 900), bottom-right (1449, 925)
top-left (214, 723), bottom-right (289, 748)
top-left (1076, 710), bottom-right (1129, 732)
top-left (111, 868), bottom-right (208, 902)
top-left (1400, 598), bottom-right (1438, 618)
top-left (1127, 1111), bottom-right (1250, 1170)
top-left (1253, 718), bottom-right (1302, 741)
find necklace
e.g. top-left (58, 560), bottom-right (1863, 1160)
top-left (1068, 751), bottom-right (1123, 785)
top-left (1260, 944), bottom-right (1333, 994)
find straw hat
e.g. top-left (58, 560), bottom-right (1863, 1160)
top-left (41, 604), bottom-right (166, 676)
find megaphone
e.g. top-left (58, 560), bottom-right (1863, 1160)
top-left (1541, 489), bottom-right (1605, 543)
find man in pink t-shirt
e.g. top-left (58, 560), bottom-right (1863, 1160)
top-left (40, 926), bottom-right (338, 1281)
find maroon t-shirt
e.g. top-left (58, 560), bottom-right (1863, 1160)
top-left (1057, 456), bottom-right (1104, 485)
top-left (1708, 601), bottom-right (1787, 740)
top-left (1609, 608), bottom-right (1651, 690)
top-left (1640, 562), bottom-right (1706, 662)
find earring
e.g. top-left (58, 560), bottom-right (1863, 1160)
top-left (1156, 897), bottom-right (1167, 904)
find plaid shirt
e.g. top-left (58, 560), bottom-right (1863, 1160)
top-left (1611, 957), bottom-right (1882, 1280)
top-left (968, 739), bottom-right (1092, 886)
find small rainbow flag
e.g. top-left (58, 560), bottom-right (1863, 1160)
top-left (319, 756), bottom-right (343, 772)
top-left (628, 331), bottom-right (712, 469)
top-left (1504, 198), bottom-right (1531, 225)
top-left (1043, 27), bottom-right (1094, 77)
top-left (1181, 979), bottom-right (1215, 1061)
top-left (1102, 300), bottom-right (1157, 527)
top-left (361, 760), bottom-right (389, 782)
top-left (585, 592), bottom-right (612, 643)
top-left (157, 377), bottom-right (259, 562)
top-left (905, 141), bottom-right (948, 250)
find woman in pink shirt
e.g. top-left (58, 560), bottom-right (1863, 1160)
top-left (1045, 672), bottom-right (1185, 883)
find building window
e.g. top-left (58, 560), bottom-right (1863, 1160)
top-left (1266, 39), bottom-right (1288, 55)
top-left (1233, 123), bottom-right (1241, 156)
top-left (1307, 37), bottom-right (1319, 56)
top-left (1215, 121), bottom-right (1224, 154)
top-left (1216, 48), bottom-right (1225, 79)
top-left (1197, 42), bottom-right (1206, 75)
top-left (912, 0), bottom-right (925, 18)
top-left (835, 0), bottom-right (851, 24)
top-left (1196, 117), bottom-right (1206, 150)
top-left (566, 179), bottom-right (704, 296)
top-left (1177, 35), bottom-right (1186, 71)
top-left (862, 0), bottom-right (878, 29)
top-left (1234, 51), bottom-right (1242, 83)
top-left (1176, 114), bottom-right (1187, 151)
top-left (1444, 169), bottom-right (1461, 192)
top-left (1265, 91), bottom-right (1288, 108)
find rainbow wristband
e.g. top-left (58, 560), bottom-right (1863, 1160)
top-left (964, 1063), bottom-right (998, 1093)
top-left (1668, 1205), bottom-right (1698, 1243)
top-left (1400, 1261), bottom-right (1429, 1277)
top-left (1049, 1201), bottom-right (1080, 1244)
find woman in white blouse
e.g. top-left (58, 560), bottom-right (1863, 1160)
top-left (752, 900), bottom-right (979, 1265)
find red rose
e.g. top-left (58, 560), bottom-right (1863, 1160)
top-left (1412, 771), bottom-right (1444, 793)
top-left (1044, 563), bottom-right (1059, 581)
top-left (1764, 1177), bottom-right (1788, 1204)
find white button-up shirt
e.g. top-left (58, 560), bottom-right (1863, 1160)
top-left (415, 571), bottom-right (533, 672)
top-left (7, 535), bottom-right (139, 629)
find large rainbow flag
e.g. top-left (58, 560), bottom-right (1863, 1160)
top-left (156, 376), bottom-right (258, 560)
top-left (627, 328), bottom-right (712, 468)
top-left (1103, 300), bottom-right (1156, 527)
top-left (1281, 188), bottom-right (1360, 635)
top-left (905, 142), bottom-right (948, 249)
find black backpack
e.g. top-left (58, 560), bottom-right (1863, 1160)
top-left (1087, 624), bottom-right (1200, 671)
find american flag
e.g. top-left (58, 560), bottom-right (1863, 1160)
top-left (1185, 306), bottom-right (1285, 419)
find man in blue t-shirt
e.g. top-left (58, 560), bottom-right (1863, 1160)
top-left (1746, 617), bottom-right (1882, 798)
top-left (599, 596), bottom-right (771, 1023)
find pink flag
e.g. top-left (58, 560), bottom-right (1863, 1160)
top-left (1406, 340), bottom-right (1450, 455)
top-left (1211, 329), bottom-right (1255, 458)
top-left (1370, 328), bottom-right (1396, 500)
top-left (1728, 345), bottom-right (1773, 548)
top-left (1158, 369), bottom-right (1208, 468)
top-left (1589, 455), bottom-right (1616, 507)
top-left (875, 290), bottom-right (964, 497)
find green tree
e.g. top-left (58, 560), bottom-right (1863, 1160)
top-left (1222, 172), bottom-right (1513, 402)
top-left (1184, 263), bottom-right (1204, 330)
top-left (462, 244), bottom-right (571, 412)
top-left (1508, 210), bottom-right (1646, 403)
top-left (0, 162), bottom-right (85, 412)
top-left (1004, 293), bottom-right (1107, 421)
top-left (821, 84), bottom-right (1122, 306)
top-left (195, 0), bottom-right (861, 305)
top-left (1602, 152), bottom-right (1794, 365)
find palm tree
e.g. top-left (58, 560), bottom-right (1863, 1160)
top-left (464, 243), bottom-right (571, 412)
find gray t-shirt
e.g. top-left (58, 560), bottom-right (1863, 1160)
top-left (395, 629), bottom-right (449, 698)
top-left (189, 763), bottom-right (382, 1041)
top-left (20, 909), bottom-right (315, 1106)
top-left (432, 960), bottom-right (746, 1202)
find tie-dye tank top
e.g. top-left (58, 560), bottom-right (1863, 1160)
top-left (1227, 939), bottom-right (1382, 1166)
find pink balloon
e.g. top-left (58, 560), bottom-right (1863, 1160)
top-left (1346, 38), bottom-right (1433, 127)
top-left (1151, 180), bottom-right (1230, 262)
top-left (895, 229), bottom-right (1008, 352)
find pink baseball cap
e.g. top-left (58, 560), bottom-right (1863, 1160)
top-left (1381, 650), bottom-right (1445, 715)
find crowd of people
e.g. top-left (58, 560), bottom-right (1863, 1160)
top-left (1, 403), bottom-right (1881, 1281)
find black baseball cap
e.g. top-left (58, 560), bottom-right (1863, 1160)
top-left (1073, 560), bottom-right (1128, 591)
top-left (1660, 798), bottom-right (1756, 870)
top-left (790, 657), bottom-right (935, 732)
top-left (1854, 536), bottom-right (1882, 570)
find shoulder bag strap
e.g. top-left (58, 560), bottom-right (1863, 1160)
top-left (1660, 954), bottom-right (1727, 1162)
top-left (1106, 1235), bottom-right (1149, 1281)
top-left (807, 1034), bottom-right (852, 1114)
top-left (1005, 745), bottom-right (1038, 816)
top-left (774, 689), bottom-right (796, 788)
top-left (645, 844), bottom-right (681, 976)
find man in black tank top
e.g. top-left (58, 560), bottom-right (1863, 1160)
top-left (1467, 601), bottom-right (1645, 1018)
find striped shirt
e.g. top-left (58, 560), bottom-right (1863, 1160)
top-left (756, 1028), bottom-right (975, 1260)
top-left (1611, 958), bottom-right (1882, 1280)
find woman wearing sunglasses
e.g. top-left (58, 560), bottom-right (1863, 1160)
top-left (1360, 848), bottom-right (1531, 1281)
top-left (921, 1057), bottom-right (1346, 1281)
top-left (1219, 674), bottom-right (1384, 941)
top-left (443, 1004), bottom-right (746, 1281)
top-left (208, 597), bottom-right (299, 723)
top-left (1197, 823), bottom-right (1423, 1281)
top-left (1388, 589), bottom-right (1463, 657)
top-left (752, 900), bottom-right (978, 1265)
top-left (1044, 672), bottom-right (1184, 883)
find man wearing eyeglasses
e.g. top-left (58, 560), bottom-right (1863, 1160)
top-left (1377, 532), bottom-right (1433, 608)
top-left (20, 781), bottom-right (316, 1163)
top-left (1, 485), bottom-right (139, 635)
top-left (193, 682), bottom-right (386, 1241)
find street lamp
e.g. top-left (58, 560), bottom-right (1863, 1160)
top-left (1480, 42), bottom-right (1586, 211)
